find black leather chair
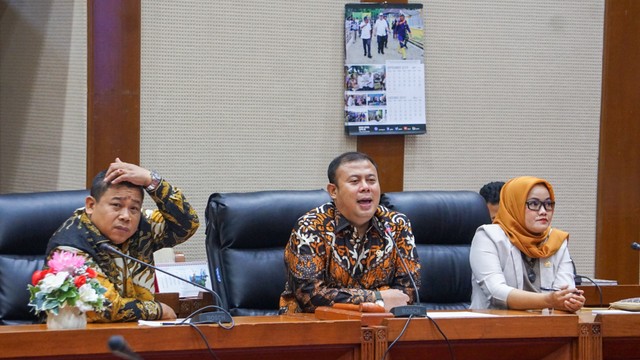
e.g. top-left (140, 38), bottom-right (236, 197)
top-left (205, 189), bottom-right (490, 315)
top-left (0, 190), bottom-right (88, 324)
top-left (380, 191), bottom-right (490, 309)
top-left (205, 189), bottom-right (331, 316)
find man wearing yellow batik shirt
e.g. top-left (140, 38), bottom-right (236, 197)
top-left (279, 151), bottom-right (420, 313)
top-left (45, 158), bottom-right (199, 322)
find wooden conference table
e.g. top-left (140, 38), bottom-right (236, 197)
top-left (0, 308), bottom-right (638, 360)
top-left (577, 284), bottom-right (640, 307)
top-left (0, 314), bottom-right (363, 360)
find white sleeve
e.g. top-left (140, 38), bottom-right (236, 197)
top-left (469, 227), bottom-right (514, 308)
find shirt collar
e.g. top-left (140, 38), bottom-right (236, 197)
top-left (333, 204), bottom-right (385, 237)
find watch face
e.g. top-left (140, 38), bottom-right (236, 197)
top-left (147, 171), bottom-right (161, 190)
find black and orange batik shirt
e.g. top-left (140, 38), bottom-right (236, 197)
top-left (279, 202), bottom-right (420, 313)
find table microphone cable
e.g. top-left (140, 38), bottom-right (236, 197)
top-left (168, 305), bottom-right (235, 360)
top-left (572, 257), bottom-right (603, 307)
top-left (185, 322), bottom-right (220, 360)
top-left (381, 314), bottom-right (413, 360)
top-left (380, 314), bottom-right (455, 360)
top-left (575, 274), bottom-right (604, 308)
top-left (179, 305), bottom-right (235, 329)
top-left (383, 225), bottom-right (455, 360)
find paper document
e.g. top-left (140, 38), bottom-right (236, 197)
top-left (591, 309), bottom-right (640, 315)
top-left (138, 319), bottom-right (191, 327)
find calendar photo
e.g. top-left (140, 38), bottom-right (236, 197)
top-left (344, 3), bottom-right (426, 136)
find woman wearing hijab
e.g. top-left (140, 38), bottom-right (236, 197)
top-left (469, 176), bottom-right (585, 312)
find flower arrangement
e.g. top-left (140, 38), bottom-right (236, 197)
top-left (28, 250), bottom-right (107, 315)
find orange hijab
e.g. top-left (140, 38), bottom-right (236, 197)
top-left (493, 176), bottom-right (569, 258)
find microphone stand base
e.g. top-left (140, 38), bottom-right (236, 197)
top-left (190, 311), bottom-right (232, 324)
top-left (390, 305), bottom-right (428, 317)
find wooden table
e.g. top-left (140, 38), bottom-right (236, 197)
top-left (0, 314), bottom-right (364, 360)
top-left (595, 312), bottom-right (640, 360)
top-left (381, 310), bottom-right (588, 360)
top-left (578, 285), bottom-right (640, 307)
top-left (2, 310), bottom-right (638, 360)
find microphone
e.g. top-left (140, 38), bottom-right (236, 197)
top-left (107, 335), bottom-right (143, 360)
top-left (631, 242), bottom-right (640, 251)
top-left (98, 243), bottom-right (231, 324)
top-left (384, 225), bottom-right (427, 317)
top-left (571, 258), bottom-right (581, 286)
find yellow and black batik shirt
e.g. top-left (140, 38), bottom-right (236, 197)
top-left (46, 179), bottom-right (199, 322)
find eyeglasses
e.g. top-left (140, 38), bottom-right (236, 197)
top-left (525, 199), bottom-right (555, 212)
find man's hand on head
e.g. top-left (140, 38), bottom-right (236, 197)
top-left (104, 158), bottom-right (152, 187)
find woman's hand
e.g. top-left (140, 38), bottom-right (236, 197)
top-left (546, 286), bottom-right (585, 312)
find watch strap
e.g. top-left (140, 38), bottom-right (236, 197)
top-left (146, 170), bottom-right (162, 192)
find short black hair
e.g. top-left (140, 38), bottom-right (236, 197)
top-left (327, 151), bottom-right (378, 185)
top-left (90, 170), bottom-right (144, 202)
top-left (479, 181), bottom-right (505, 204)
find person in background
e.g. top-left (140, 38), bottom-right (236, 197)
top-left (46, 158), bottom-right (200, 322)
top-left (382, 15), bottom-right (390, 49)
top-left (479, 181), bottom-right (505, 222)
top-left (350, 17), bottom-right (359, 43)
top-left (360, 16), bottom-right (373, 59)
top-left (395, 13), bottom-right (411, 59)
top-left (469, 176), bottom-right (585, 312)
top-left (374, 13), bottom-right (390, 55)
top-left (279, 151), bottom-right (420, 313)
top-left (391, 18), bottom-right (398, 39)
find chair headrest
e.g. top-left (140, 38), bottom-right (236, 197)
top-left (0, 190), bottom-right (89, 255)
top-left (206, 189), bottom-right (332, 249)
top-left (381, 191), bottom-right (490, 245)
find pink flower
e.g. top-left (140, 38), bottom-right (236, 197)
top-left (47, 251), bottom-right (86, 274)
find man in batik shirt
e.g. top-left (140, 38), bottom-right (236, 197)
top-left (280, 152), bottom-right (420, 313)
top-left (46, 158), bottom-right (200, 322)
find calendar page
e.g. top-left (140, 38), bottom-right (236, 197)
top-left (344, 3), bottom-right (425, 136)
top-left (154, 261), bottom-right (212, 298)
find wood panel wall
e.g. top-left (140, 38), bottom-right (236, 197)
top-left (595, 0), bottom-right (640, 284)
top-left (87, 0), bottom-right (141, 186)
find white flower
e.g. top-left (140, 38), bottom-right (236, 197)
top-left (78, 283), bottom-right (99, 303)
top-left (74, 300), bottom-right (89, 312)
top-left (39, 271), bottom-right (69, 293)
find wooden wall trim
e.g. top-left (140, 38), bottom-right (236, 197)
top-left (596, 0), bottom-right (640, 284)
top-left (357, 136), bottom-right (405, 193)
top-left (86, 0), bottom-right (141, 186)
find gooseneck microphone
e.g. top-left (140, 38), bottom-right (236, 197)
top-left (384, 225), bottom-right (428, 317)
top-left (107, 335), bottom-right (143, 360)
top-left (631, 242), bottom-right (640, 251)
top-left (98, 243), bottom-right (232, 324)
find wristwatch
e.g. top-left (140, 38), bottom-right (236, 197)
top-left (146, 170), bottom-right (162, 192)
top-left (374, 291), bottom-right (385, 308)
